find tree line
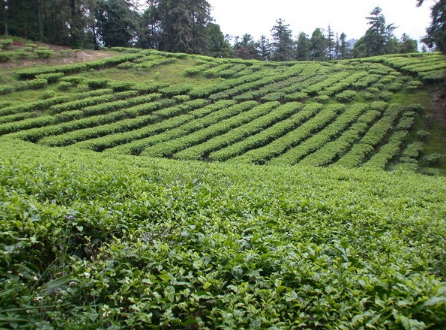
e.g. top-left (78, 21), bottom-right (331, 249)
top-left (0, 0), bottom-right (444, 61)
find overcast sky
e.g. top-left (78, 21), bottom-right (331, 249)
top-left (208, 0), bottom-right (432, 44)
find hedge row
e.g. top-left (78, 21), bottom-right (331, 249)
top-left (75, 100), bottom-right (236, 153)
top-left (363, 130), bottom-right (409, 170)
top-left (269, 104), bottom-right (366, 165)
top-left (38, 113), bottom-right (158, 147)
top-left (173, 102), bottom-right (283, 160)
top-left (140, 101), bottom-right (259, 157)
top-left (0, 115), bottom-right (55, 135)
top-left (146, 101), bottom-right (275, 159)
top-left (0, 96), bottom-right (70, 117)
top-left (300, 110), bottom-right (382, 167)
top-left (335, 104), bottom-right (404, 168)
top-left (16, 53), bottom-right (143, 79)
top-left (209, 103), bottom-right (323, 162)
top-left (0, 112), bottom-right (33, 124)
top-left (232, 104), bottom-right (345, 165)
top-left (10, 99), bottom-right (175, 142)
top-left (187, 102), bottom-right (306, 162)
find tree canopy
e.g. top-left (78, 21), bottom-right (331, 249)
top-left (0, 1), bottom-right (432, 59)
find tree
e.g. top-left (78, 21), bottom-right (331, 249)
top-left (95, 0), bottom-right (138, 47)
top-left (326, 25), bottom-right (335, 60)
top-left (0, 0), bottom-right (8, 35)
top-left (295, 32), bottom-right (311, 61)
top-left (310, 28), bottom-right (327, 60)
top-left (337, 32), bottom-right (351, 59)
top-left (203, 23), bottom-right (232, 58)
top-left (145, 0), bottom-right (213, 53)
top-left (353, 7), bottom-right (396, 57)
top-left (417, 0), bottom-right (446, 52)
top-left (399, 33), bottom-right (418, 53)
top-left (257, 35), bottom-right (271, 61)
top-left (233, 33), bottom-right (258, 59)
top-left (270, 18), bottom-right (294, 61)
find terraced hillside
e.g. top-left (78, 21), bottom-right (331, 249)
top-left (1, 48), bottom-right (446, 329)
top-left (0, 48), bottom-right (445, 173)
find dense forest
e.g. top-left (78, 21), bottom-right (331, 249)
top-left (0, 0), bottom-right (445, 60)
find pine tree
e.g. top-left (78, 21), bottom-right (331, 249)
top-left (296, 32), bottom-right (311, 61)
top-left (337, 32), bottom-right (350, 59)
top-left (326, 25), bottom-right (335, 60)
top-left (399, 33), bottom-right (418, 53)
top-left (354, 7), bottom-right (396, 57)
top-left (204, 23), bottom-right (232, 58)
top-left (257, 35), bottom-right (271, 61)
top-left (95, 0), bottom-right (138, 47)
top-left (310, 28), bottom-right (327, 61)
top-left (233, 34), bottom-right (258, 59)
top-left (146, 0), bottom-right (212, 53)
top-left (270, 18), bottom-right (294, 61)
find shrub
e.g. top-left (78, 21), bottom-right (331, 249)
top-left (108, 81), bottom-right (135, 92)
top-left (13, 51), bottom-right (30, 59)
top-left (40, 90), bottom-right (57, 100)
top-left (335, 90), bottom-right (357, 103)
top-left (60, 76), bottom-right (84, 86)
top-left (416, 130), bottom-right (430, 141)
top-left (35, 48), bottom-right (54, 59)
top-left (0, 39), bottom-right (13, 50)
top-left (0, 85), bottom-right (14, 95)
top-left (423, 153), bottom-right (442, 165)
top-left (36, 73), bottom-right (65, 84)
top-left (15, 79), bottom-right (48, 91)
top-left (58, 82), bottom-right (72, 91)
top-left (159, 84), bottom-right (193, 97)
top-left (315, 95), bottom-right (330, 103)
top-left (87, 79), bottom-right (109, 89)
top-left (406, 81), bottom-right (423, 91)
top-left (0, 52), bottom-right (11, 62)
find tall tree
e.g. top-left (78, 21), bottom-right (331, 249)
top-left (270, 18), bottom-right (294, 61)
top-left (399, 33), bottom-right (418, 53)
top-left (326, 25), bottom-right (335, 60)
top-left (1, 0), bottom-right (8, 35)
top-left (257, 35), bottom-right (271, 61)
top-left (233, 33), bottom-right (258, 59)
top-left (417, 0), bottom-right (446, 52)
top-left (146, 0), bottom-right (212, 53)
top-left (295, 32), bottom-right (311, 61)
top-left (204, 22), bottom-right (232, 57)
top-left (354, 7), bottom-right (396, 57)
top-left (95, 0), bottom-right (138, 47)
top-left (337, 32), bottom-right (351, 59)
top-left (310, 28), bottom-right (327, 60)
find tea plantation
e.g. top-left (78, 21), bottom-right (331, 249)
top-left (0, 47), bottom-right (445, 329)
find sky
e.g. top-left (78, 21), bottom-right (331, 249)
top-left (207, 0), bottom-right (432, 44)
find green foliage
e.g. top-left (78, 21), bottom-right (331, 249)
top-left (0, 39), bottom-right (13, 50)
top-left (0, 139), bottom-right (445, 328)
top-left (35, 48), bottom-right (54, 59)
top-left (0, 85), bottom-right (14, 95)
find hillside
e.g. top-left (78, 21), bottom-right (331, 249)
top-left (0, 46), bottom-right (446, 329)
top-left (0, 46), bottom-right (445, 173)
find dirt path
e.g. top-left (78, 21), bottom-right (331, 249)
top-left (0, 43), bottom-right (117, 69)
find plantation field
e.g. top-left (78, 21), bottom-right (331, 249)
top-left (0, 139), bottom-right (445, 329)
top-left (1, 48), bottom-right (446, 329)
top-left (0, 48), bottom-right (445, 173)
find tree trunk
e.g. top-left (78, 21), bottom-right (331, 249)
top-left (37, 0), bottom-right (44, 41)
top-left (2, 0), bottom-right (8, 35)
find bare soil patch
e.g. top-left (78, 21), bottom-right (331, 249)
top-left (0, 43), bottom-right (117, 69)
